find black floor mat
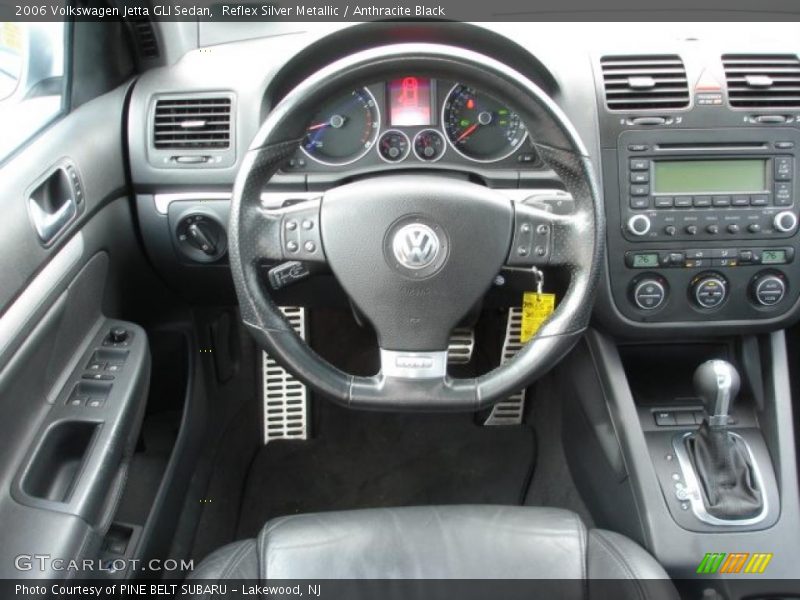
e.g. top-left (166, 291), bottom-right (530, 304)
top-left (235, 400), bottom-right (535, 539)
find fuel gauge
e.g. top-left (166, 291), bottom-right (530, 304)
top-left (377, 129), bottom-right (410, 163)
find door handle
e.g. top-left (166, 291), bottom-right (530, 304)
top-left (27, 166), bottom-right (79, 245)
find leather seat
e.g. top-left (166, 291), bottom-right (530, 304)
top-left (190, 506), bottom-right (677, 598)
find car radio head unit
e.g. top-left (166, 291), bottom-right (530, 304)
top-left (620, 130), bottom-right (798, 243)
top-left (652, 159), bottom-right (768, 195)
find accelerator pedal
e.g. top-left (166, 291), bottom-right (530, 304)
top-left (447, 328), bottom-right (475, 364)
top-left (262, 307), bottom-right (309, 444)
top-left (484, 307), bottom-right (526, 426)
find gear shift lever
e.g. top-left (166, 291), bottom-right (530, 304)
top-left (693, 360), bottom-right (740, 428)
top-left (686, 359), bottom-right (762, 520)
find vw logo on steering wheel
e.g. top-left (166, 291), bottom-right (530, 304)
top-left (392, 224), bottom-right (440, 269)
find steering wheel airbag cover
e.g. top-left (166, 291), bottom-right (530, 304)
top-left (321, 176), bottom-right (513, 351)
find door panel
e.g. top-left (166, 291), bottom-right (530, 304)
top-left (0, 79), bottom-right (152, 577)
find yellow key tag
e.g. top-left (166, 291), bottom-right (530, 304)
top-left (520, 292), bottom-right (556, 343)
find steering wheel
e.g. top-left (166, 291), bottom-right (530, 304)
top-left (229, 44), bottom-right (604, 411)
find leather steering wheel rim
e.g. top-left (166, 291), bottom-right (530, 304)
top-left (229, 43), bottom-right (605, 410)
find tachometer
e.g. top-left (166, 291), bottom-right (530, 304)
top-left (442, 84), bottom-right (527, 163)
top-left (302, 88), bottom-right (380, 166)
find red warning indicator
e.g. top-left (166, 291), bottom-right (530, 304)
top-left (389, 76), bottom-right (433, 127)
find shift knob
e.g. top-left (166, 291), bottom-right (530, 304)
top-left (693, 360), bottom-right (740, 427)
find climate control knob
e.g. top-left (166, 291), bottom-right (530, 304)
top-left (627, 214), bottom-right (651, 236)
top-left (773, 211), bottom-right (798, 233)
top-left (691, 274), bottom-right (727, 309)
top-left (752, 273), bottom-right (787, 306)
top-left (632, 278), bottom-right (667, 310)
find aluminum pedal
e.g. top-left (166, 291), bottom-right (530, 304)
top-left (447, 327), bottom-right (475, 364)
top-left (484, 307), bottom-right (526, 425)
top-left (262, 307), bottom-right (309, 444)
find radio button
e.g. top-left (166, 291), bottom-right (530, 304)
top-left (630, 159), bottom-right (650, 171)
top-left (775, 142), bottom-right (795, 150)
top-left (664, 225), bottom-right (677, 236)
top-left (713, 196), bottom-right (732, 207)
top-left (693, 196), bottom-right (712, 207)
top-left (706, 224), bottom-right (720, 234)
top-left (685, 225), bottom-right (698, 235)
top-left (655, 197), bottom-right (674, 208)
top-left (774, 211), bottom-right (798, 233)
top-left (631, 185), bottom-right (650, 196)
top-left (627, 214), bottom-right (652, 236)
top-left (750, 195), bottom-right (769, 207)
top-left (631, 171), bottom-right (650, 184)
top-left (630, 196), bottom-right (650, 209)
top-left (748, 223), bottom-right (762, 234)
top-left (727, 224), bottom-right (741, 234)
top-left (732, 195), bottom-right (750, 207)
top-left (628, 144), bottom-right (649, 152)
top-left (674, 196), bottom-right (693, 207)
top-left (775, 182), bottom-right (792, 206)
top-left (775, 157), bottom-right (793, 181)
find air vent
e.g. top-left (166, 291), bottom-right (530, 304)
top-left (153, 97), bottom-right (232, 150)
top-left (723, 54), bottom-right (800, 108)
top-left (601, 55), bottom-right (690, 111)
top-left (131, 19), bottom-right (159, 60)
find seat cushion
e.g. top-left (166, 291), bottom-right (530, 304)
top-left (189, 506), bottom-right (677, 598)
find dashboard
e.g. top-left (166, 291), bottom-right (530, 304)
top-left (127, 21), bottom-right (800, 338)
top-left (284, 78), bottom-right (536, 173)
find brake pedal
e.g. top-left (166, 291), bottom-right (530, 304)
top-left (262, 307), bottom-right (309, 444)
top-left (484, 307), bottom-right (526, 426)
top-left (447, 327), bottom-right (475, 364)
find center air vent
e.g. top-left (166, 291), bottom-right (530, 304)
top-left (601, 55), bottom-right (690, 111)
top-left (723, 54), bottom-right (800, 108)
top-left (153, 96), bottom-right (232, 150)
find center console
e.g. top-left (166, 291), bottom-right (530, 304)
top-left (605, 128), bottom-right (800, 327)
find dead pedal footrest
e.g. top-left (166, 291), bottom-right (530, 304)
top-left (484, 307), bottom-right (526, 426)
top-left (262, 307), bottom-right (309, 444)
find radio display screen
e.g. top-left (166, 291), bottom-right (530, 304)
top-left (653, 159), bottom-right (767, 194)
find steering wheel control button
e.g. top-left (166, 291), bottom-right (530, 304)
top-left (632, 278), bottom-right (667, 310)
top-left (507, 207), bottom-right (552, 266)
top-left (280, 201), bottom-right (325, 263)
top-left (692, 274), bottom-right (728, 309)
top-left (752, 273), bottom-right (787, 306)
top-left (626, 214), bottom-right (651, 236)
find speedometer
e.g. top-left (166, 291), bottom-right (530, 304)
top-left (442, 84), bottom-right (527, 163)
top-left (302, 88), bottom-right (380, 166)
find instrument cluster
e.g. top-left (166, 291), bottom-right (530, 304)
top-left (285, 76), bottom-right (538, 172)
